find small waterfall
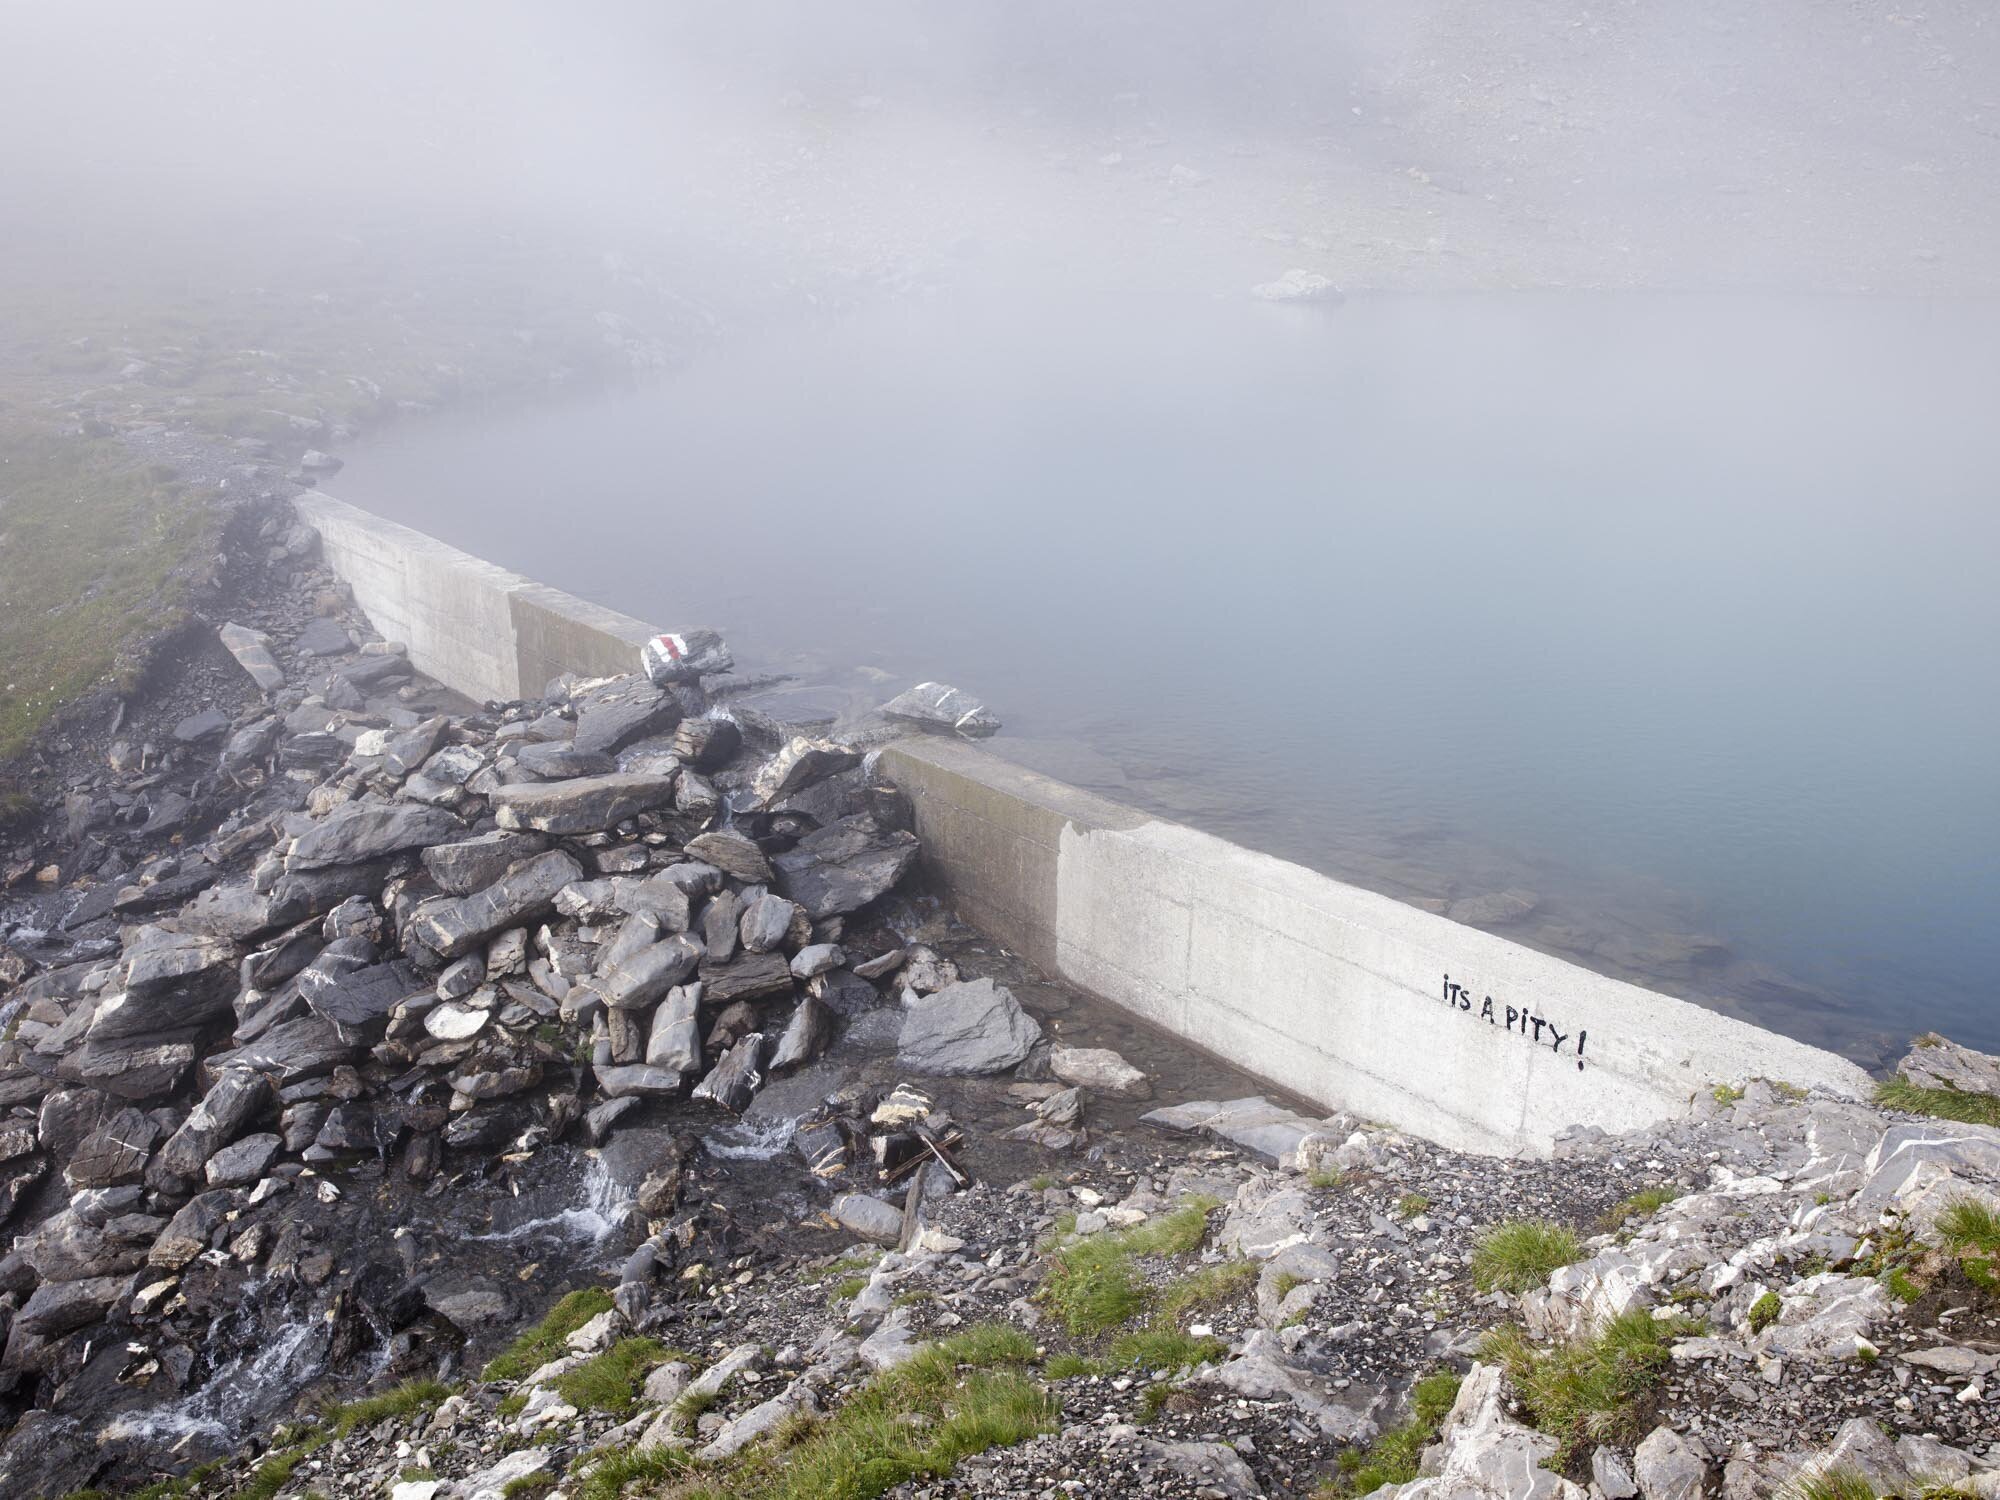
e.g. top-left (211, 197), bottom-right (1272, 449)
top-left (701, 1115), bottom-right (798, 1161)
top-left (102, 1311), bottom-right (325, 1444)
top-left (472, 1152), bottom-right (631, 1247)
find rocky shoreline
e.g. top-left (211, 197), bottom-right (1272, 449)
top-left (0, 499), bottom-right (1993, 1499)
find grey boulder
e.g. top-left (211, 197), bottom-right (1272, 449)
top-left (898, 977), bottom-right (1041, 1076)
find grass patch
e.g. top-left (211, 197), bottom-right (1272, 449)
top-left (1602, 1186), bottom-right (1680, 1232)
top-left (1308, 1167), bottom-right (1345, 1190)
top-left (1105, 1328), bottom-right (1226, 1372)
top-left (0, 426), bottom-right (221, 791)
top-left (575, 1447), bottom-right (694, 1500)
top-left (829, 1276), bottom-right (869, 1303)
top-left (1875, 1078), bottom-right (2000, 1129)
top-left (1158, 1261), bottom-right (1257, 1321)
top-left (1469, 1220), bottom-right (1580, 1295)
top-left (1712, 1083), bottom-right (1746, 1106)
top-left (483, 1288), bottom-right (615, 1382)
top-left (653, 1323), bottom-right (1053, 1500)
top-left (1395, 1193), bottom-right (1431, 1218)
top-left (1882, 1267), bottom-right (1925, 1304)
top-left (1481, 1311), bottom-right (1690, 1466)
top-left (1044, 1353), bottom-right (1098, 1379)
top-left (1037, 1198), bottom-right (1217, 1337)
top-left (1791, 1469), bottom-right (1884, 1500)
top-left (554, 1338), bottom-right (672, 1417)
top-left (323, 1379), bottom-right (452, 1437)
top-left (1324, 1369), bottom-right (1462, 1497)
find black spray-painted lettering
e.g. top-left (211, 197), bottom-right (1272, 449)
top-left (1442, 974), bottom-right (1590, 1071)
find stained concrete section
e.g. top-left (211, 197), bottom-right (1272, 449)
top-left (881, 738), bottom-right (1871, 1157)
top-left (293, 493), bottom-right (655, 703)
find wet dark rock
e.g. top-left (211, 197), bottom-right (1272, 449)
top-left (298, 954), bottom-right (424, 1028)
top-left (701, 888), bottom-right (743, 963)
top-left (207, 1014), bottom-right (358, 1084)
top-left (65, 1107), bottom-right (161, 1190)
top-left (56, 1039), bottom-right (197, 1100)
top-left (218, 715), bottom-right (283, 775)
top-left (595, 1064), bottom-right (686, 1100)
top-left (880, 680), bottom-right (1001, 737)
top-left (204, 1132), bottom-right (281, 1187)
top-left (810, 968), bottom-right (881, 1017)
top-left (790, 943), bottom-right (844, 980)
top-left (771, 815), bottom-right (919, 919)
top-left (491, 773), bottom-right (676, 835)
top-left (692, 1033), bottom-right (766, 1114)
top-left (769, 998), bottom-right (833, 1071)
top-left (185, 880), bottom-right (286, 943)
top-left (572, 680), bottom-right (687, 757)
top-left (17, 1277), bottom-right (124, 1339)
top-left (157, 1071), bottom-right (273, 1181)
top-left (751, 736), bottom-right (862, 809)
top-left (511, 741), bottom-right (618, 779)
top-left (698, 951), bottom-right (794, 1005)
top-left (279, 731), bottom-right (347, 771)
top-left (380, 716), bottom-right (450, 777)
top-left (684, 829), bottom-right (772, 883)
top-left (286, 802), bottom-right (460, 871)
top-left (409, 850), bottom-right (583, 958)
top-left (421, 830), bottom-right (548, 896)
top-left (674, 715), bottom-right (741, 771)
top-left (898, 977), bottom-right (1042, 1076)
top-left (148, 1189), bottom-right (238, 1270)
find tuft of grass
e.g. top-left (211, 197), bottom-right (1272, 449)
top-left (829, 1276), bottom-right (869, 1304)
top-left (555, 1338), bottom-right (672, 1417)
top-left (1601, 1186), bottom-right (1680, 1232)
top-left (1158, 1261), bottom-right (1257, 1321)
top-left (1044, 1353), bottom-right (1098, 1379)
top-left (1748, 1291), bottom-right (1782, 1333)
top-left (497, 1391), bottom-right (528, 1419)
top-left (1028, 1175), bottom-right (1055, 1191)
top-left (1480, 1310), bottom-right (1691, 1465)
top-left (1882, 1267), bottom-right (1925, 1304)
top-left (1325, 1369), bottom-right (1463, 1496)
top-left (1037, 1197), bottom-right (1218, 1337)
top-left (1875, 1078), bottom-right (2000, 1128)
top-left (502, 1476), bottom-right (556, 1500)
top-left (118, 1461), bottom-right (228, 1500)
top-left (1791, 1469), bottom-right (1882, 1500)
top-left (1395, 1193), bottom-right (1431, 1218)
top-left (1712, 1083), bottom-right (1746, 1106)
top-left (654, 1323), bottom-right (1052, 1500)
top-left (323, 1379), bottom-right (452, 1438)
top-left (483, 1288), bottom-right (616, 1382)
top-left (574, 1446), bottom-right (695, 1500)
top-left (1469, 1219), bottom-right (1581, 1295)
top-left (1308, 1166), bottom-right (1345, 1190)
top-left (1105, 1328), bottom-right (1226, 1372)
top-left (1935, 1196), bottom-right (2000, 1256)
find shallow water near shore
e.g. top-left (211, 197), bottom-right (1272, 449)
top-left (336, 291), bottom-right (2000, 1064)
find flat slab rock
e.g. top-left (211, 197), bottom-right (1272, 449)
top-left (897, 977), bottom-right (1041, 1076)
top-left (1142, 1096), bottom-right (1341, 1163)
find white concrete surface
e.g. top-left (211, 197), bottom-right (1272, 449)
top-left (293, 493), bottom-right (656, 703)
top-left (885, 739), bottom-right (1871, 1157)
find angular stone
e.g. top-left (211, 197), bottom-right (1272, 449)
top-left (771, 815), bottom-right (919, 919)
top-left (573, 681), bottom-right (686, 757)
top-left (1051, 1046), bottom-right (1152, 1100)
top-left (205, 1132), bottom-right (282, 1187)
top-left (646, 985), bottom-right (703, 1075)
top-left (603, 936), bottom-right (703, 1009)
top-left (880, 681), bottom-right (1000, 737)
top-left (173, 707), bottom-right (230, 743)
top-left (701, 888), bottom-right (742, 962)
top-left (56, 1040), bottom-right (198, 1100)
top-left (685, 830), bottom-right (772, 883)
top-left (789, 943), bottom-right (844, 980)
top-left (512, 742), bottom-right (617, 779)
top-left (381, 716), bottom-right (450, 777)
top-left (699, 951), bottom-right (794, 1005)
top-left (67, 1107), bottom-right (161, 1189)
top-left (692, 1033), bottom-right (766, 1113)
top-left (294, 616), bottom-right (354, 656)
top-left (18, 1276), bottom-right (125, 1338)
top-left (752, 737), bottom-right (862, 808)
top-left (157, 1071), bottom-right (272, 1181)
top-left (898, 977), bottom-right (1041, 1076)
top-left (674, 716), bottom-right (741, 771)
top-left (739, 894), bottom-right (799, 954)
top-left (492, 774), bottom-right (676, 835)
top-left (410, 851), bottom-right (583, 958)
top-left (769, 998), bottom-right (833, 1071)
top-left (149, 1189), bottom-right (238, 1269)
top-left (299, 955), bottom-right (424, 1028)
top-left (287, 802), bottom-right (460, 871)
top-left (207, 1015), bottom-right (357, 1084)
top-left (1634, 1426), bottom-right (1707, 1500)
top-left (831, 1192), bottom-right (905, 1245)
top-left (218, 715), bottom-right (283, 774)
top-left (595, 1064), bottom-right (686, 1099)
top-left (220, 622), bottom-right (285, 692)
top-left (421, 830), bottom-right (548, 896)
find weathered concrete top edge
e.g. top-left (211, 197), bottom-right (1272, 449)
top-left (881, 737), bottom-right (1152, 834)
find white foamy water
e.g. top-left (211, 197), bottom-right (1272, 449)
top-left (102, 1317), bottom-right (322, 1443)
top-left (701, 1116), bottom-right (797, 1161)
top-left (473, 1153), bottom-right (630, 1246)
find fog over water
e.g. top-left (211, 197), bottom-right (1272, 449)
top-left (339, 290), bottom-right (2000, 1063)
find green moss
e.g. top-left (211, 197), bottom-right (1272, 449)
top-left (1480, 1312), bottom-right (1691, 1466)
top-left (483, 1288), bottom-right (616, 1382)
top-left (1469, 1220), bottom-right (1581, 1295)
top-left (1875, 1078), bottom-right (2000, 1129)
top-left (1882, 1267), bottom-right (1925, 1304)
top-left (1748, 1291), bottom-right (1782, 1333)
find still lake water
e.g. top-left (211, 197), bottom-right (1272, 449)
top-left (337, 294), bottom-right (2000, 1065)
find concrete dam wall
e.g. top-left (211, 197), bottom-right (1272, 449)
top-left (296, 492), bottom-right (1872, 1156)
